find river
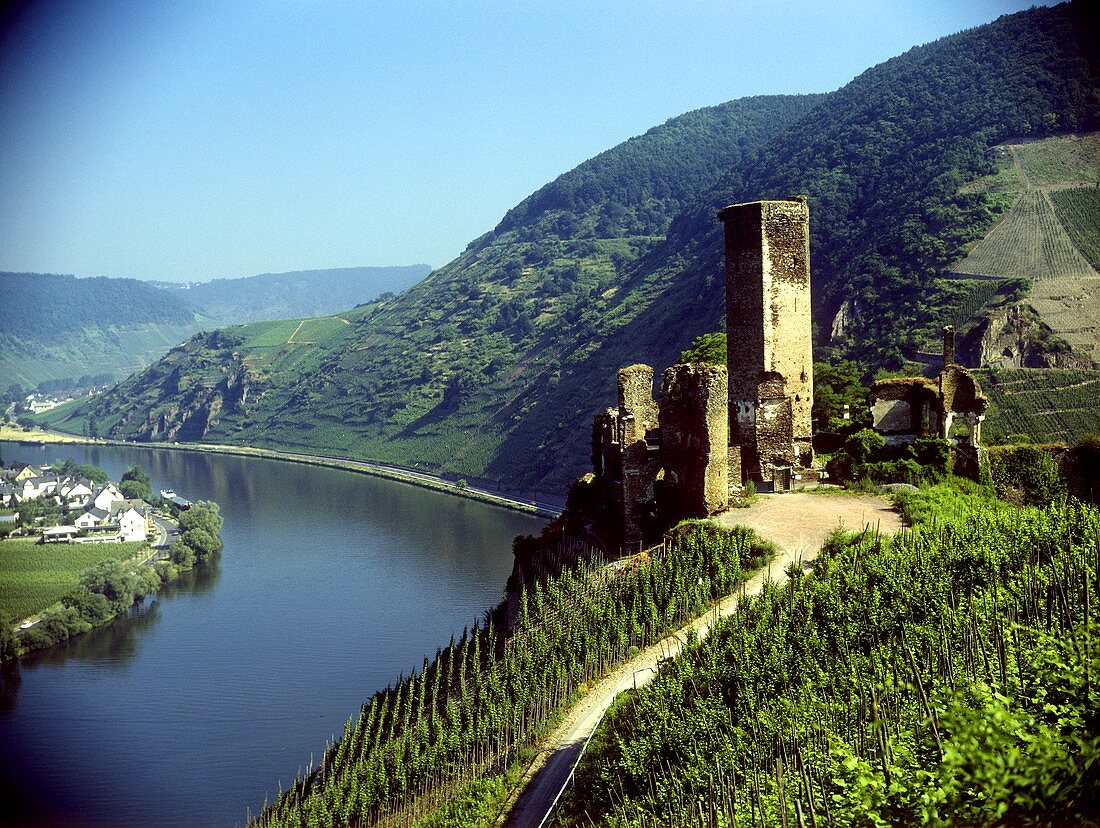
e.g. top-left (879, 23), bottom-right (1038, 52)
top-left (0, 442), bottom-right (543, 827)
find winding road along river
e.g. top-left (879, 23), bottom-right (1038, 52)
top-left (0, 442), bottom-right (543, 827)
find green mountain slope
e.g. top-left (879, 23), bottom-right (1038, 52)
top-left (484, 1), bottom-right (1100, 488)
top-left (947, 132), bottom-right (1100, 366)
top-left (44, 94), bottom-right (823, 483)
top-left (45, 2), bottom-right (1100, 493)
top-left (0, 272), bottom-right (212, 389)
top-left (150, 265), bottom-right (431, 325)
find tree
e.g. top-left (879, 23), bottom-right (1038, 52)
top-left (74, 463), bottom-right (109, 484)
top-left (679, 332), bottom-right (726, 366)
top-left (80, 558), bottom-right (141, 611)
top-left (178, 501), bottom-right (223, 538)
top-left (181, 528), bottom-right (219, 564)
top-left (812, 360), bottom-right (870, 429)
top-left (169, 539), bottom-right (196, 568)
top-left (0, 621), bottom-right (16, 662)
top-left (120, 466), bottom-right (152, 502)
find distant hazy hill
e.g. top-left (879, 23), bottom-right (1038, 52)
top-left (1, 265), bottom-right (430, 391)
top-left (0, 272), bottom-right (209, 390)
top-left (44, 2), bottom-right (1100, 494)
top-left (151, 265), bottom-right (431, 325)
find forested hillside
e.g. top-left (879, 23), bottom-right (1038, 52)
top-left (152, 265), bottom-right (431, 325)
top-left (0, 272), bottom-right (209, 389)
top-left (43, 2), bottom-right (1100, 494)
top-left (44, 94), bottom-right (823, 485)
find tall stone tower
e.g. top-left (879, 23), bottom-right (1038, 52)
top-left (718, 197), bottom-right (813, 483)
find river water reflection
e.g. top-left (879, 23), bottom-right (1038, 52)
top-left (0, 443), bottom-right (543, 827)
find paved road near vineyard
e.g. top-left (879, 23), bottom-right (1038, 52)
top-left (500, 491), bottom-right (905, 828)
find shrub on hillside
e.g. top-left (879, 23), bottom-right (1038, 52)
top-left (989, 445), bottom-right (1066, 506)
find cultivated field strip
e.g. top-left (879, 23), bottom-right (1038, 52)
top-left (1050, 186), bottom-right (1100, 270)
top-left (977, 368), bottom-right (1100, 443)
top-left (954, 189), bottom-right (1096, 281)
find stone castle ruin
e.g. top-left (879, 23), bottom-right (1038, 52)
top-left (869, 325), bottom-right (989, 445)
top-left (572, 196), bottom-right (990, 554)
top-left (587, 198), bottom-right (815, 551)
top-left (721, 198), bottom-right (814, 483)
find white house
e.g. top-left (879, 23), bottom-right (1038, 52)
top-left (41, 525), bottom-right (79, 543)
top-left (17, 475), bottom-right (58, 501)
top-left (59, 478), bottom-right (94, 506)
top-left (116, 507), bottom-right (147, 542)
top-left (90, 483), bottom-right (124, 512)
top-left (74, 508), bottom-right (108, 529)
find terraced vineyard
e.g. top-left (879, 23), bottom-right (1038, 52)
top-left (1010, 131), bottom-right (1100, 186)
top-left (954, 189), bottom-right (1095, 280)
top-left (949, 133), bottom-right (1100, 364)
top-left (1051, 186), bottom-right (1100, 269)
top-left (977, 367), bottom-right (1100, 443)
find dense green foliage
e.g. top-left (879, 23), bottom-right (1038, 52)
top-left (0, 272), bottom-right (196, 338)
top-left (679, 332), bottom-right (727, 366)
top-left (51, 458), bottom-right (110, 484)
top-left (988, 445), bottom-right (1067, 506)
top-left (42, 3), bottom-right (1100, 493)
top-left (169, 501), bottom-right (224, 567)
top-left (812, 360), bottom-right (869, 429)
top-left (151, 266), bottom-right (431, 325)
top-left (120, 465), bottom-right (153, 502)
top-left (0, 272), bottom-right (208, 390)
top-left (826, 431), bottom-right (951, 488)
top-left (253, 524), bottom-right (774, 826)
top-left (19, 555), bottom-right (164, 654)
top-left (557, 488), bottom-right (1100, 827)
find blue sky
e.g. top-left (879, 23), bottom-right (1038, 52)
top-left (0, 0), bottom-right (1047, 283)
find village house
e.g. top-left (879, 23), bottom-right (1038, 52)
top-left (89, 483), bottom-right (124, 512)
top-left (58, 478), bottom-right (95, 507)
top-left (17, 475), bottom-right (58, 501)
top-left (115, 507), bottom-right (148, 542)
top-left (74, 508), bottom-right (108, 530)
top-left (13, 464), bottom-right (44, 483)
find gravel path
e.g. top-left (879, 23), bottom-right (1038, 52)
top-left (499, 492), bottom-right (903, 828)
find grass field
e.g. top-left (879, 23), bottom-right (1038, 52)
top-left (977, 367), bottom-right (1100, 444)
top-left (0, 539), bottom-right (147, 622)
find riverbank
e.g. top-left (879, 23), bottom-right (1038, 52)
top-left (3, 428), bottom-right (562, 519)
top-left (1, 503), bottom-right (223, 663)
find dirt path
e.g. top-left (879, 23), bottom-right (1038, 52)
top-left (499, 492), bottom-right (903, 828)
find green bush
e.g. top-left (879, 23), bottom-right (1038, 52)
top-left (169, 539), bottom-right (196, 568)
top-left (990, 445), bottom-right (1066, 506)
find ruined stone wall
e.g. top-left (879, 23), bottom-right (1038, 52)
top-left (659, 363), bottom-right (729, 516)
top-left (719, 198), bottom-right (814, 480)
top-left (616, 365), bottom-right (661, 551)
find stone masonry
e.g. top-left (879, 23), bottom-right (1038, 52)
top-left (591, 364), bottom-right (730, 551)
top-left (719, 198), bottom-right (814, 482)
top-left (869, 326), bottom-right (989, 445)
top-left (585, 198), bottom-right (815, 551)
top-left (659, 364), bottom-right (729, 518)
